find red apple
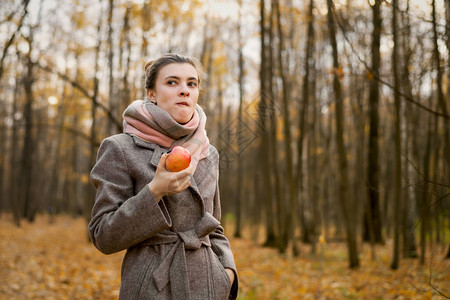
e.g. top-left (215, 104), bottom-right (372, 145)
top-left (165, 146), bottom-right (191, 172)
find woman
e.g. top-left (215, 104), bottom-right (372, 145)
top-left (88, 53), bottom-right (238, 299)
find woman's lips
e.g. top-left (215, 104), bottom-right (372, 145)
top-left (176, 101), bottom-right (189, 106)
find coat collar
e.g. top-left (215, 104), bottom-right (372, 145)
top-left (129, 134), bottom-right (169, 168)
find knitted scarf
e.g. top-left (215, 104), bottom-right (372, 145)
top-left (122, 99), bottom-right (210, 171)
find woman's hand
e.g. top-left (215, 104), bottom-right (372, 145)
top-left (225, 268), bottom-right (235, 287)
top-left (148, 153), bottom-right (192, 202)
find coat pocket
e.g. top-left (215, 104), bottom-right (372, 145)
top-left (208, 248), bottom-right (231, 300)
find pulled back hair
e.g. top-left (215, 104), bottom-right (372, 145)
top-left (144, 53), bottom-right (204, 91)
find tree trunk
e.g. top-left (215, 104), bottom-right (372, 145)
top-left (308, 66), bottom-right (319, 255)
top-left (365, 0), bottom-right (384, 245)
top-left (431, 0), bottom-right (450, 177)
top-left (349, 53), bottom-right (368, 258)
top-left (220, 105), bottom-right (233, 228)
top-left (326, 0), bottom-right (359, 268)
top-left (400, 0), bottom-right (418, 259)
top-left (419, 114), bottom-right (433, 265)
top-left (391, 0), bottom-right (402, 270)
top-left (139, 1), bottom-right (152, 93)
top-left (275, 0), bottom-right (298, 256)
top-left (259, 0), bottom-right (277, 248)
top-left (85, 1), bottom-right (104, 228)
top-left (19, 51), bottom-right (36, 222)
top-left (296, 0), bottom-right (315, 249)
top-left (107, 0), bottom-right (116, 136)
top-left (431, 0), bottom-right (449, 262)
top-left (199, 17), bottom-right (216, 120)
top-left (322, 96), bottom-right (333, 242)
top-left (119, 3), bottom-right (132, 113)
top-left (268, 0), bottom-right (284, 252)
top-left (44, 83), bottom-right (67, 219)
top-left (234, 0), bottom-right (244, 238)
top-left (447, 0), bottom-right (450, 110)
top-left (0, 96), bottom-right (6, 212)
top-left (10, 69), bottom-right (21, 226)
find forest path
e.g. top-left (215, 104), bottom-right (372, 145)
top-left (0, 214), bottom-right (448, 299)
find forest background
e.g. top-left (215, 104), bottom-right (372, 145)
top-left (0, 0), bottom-right (449, 298)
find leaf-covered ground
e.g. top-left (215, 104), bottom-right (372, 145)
top-left (0, 214), bottom-right (448, 299)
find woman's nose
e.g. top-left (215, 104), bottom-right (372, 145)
top-left (179, 86), bottom-right (190, 97)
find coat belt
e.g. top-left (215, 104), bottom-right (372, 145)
top-left (142, 212), bottom-right (220, 300)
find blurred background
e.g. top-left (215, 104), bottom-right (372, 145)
top-left (0, 0), bottom-right (449, 284)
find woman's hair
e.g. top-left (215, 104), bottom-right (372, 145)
top-left (144, 53), bottom-right (204, 90)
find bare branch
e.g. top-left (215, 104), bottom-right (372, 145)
top-left (401, 150), bottom-right (450, 188)
top-left (16, 51), bottom-right (123, 132)
top-left (0, 122), bottom-right (99, 147)
top-left (0, 0), bottom-right (31, 80)
top-left (331, 5), bottom-right (450, 120)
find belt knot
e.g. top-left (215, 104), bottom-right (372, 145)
top-left (152, 212), bottom-right (221, 299)
top-left (178, 230), bottom-right (202, 250)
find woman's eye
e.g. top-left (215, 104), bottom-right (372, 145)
top-left (188, 82), bottom-right (198, 87)
top-left (167, 80), bottom-right (176, 86)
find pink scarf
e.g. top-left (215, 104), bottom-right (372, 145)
top-left (122, 99), bottom-right (210, 171)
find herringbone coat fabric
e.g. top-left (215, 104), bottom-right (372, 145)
top-left (89, 133), bottom-right (238, 300)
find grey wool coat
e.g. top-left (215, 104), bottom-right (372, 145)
top-left (88, 133), bottom-right (238, 300)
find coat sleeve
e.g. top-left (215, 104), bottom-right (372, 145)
top-left (88, 136), bottom-right (172, 254)
top-left (208, 148), bottom-right (239, 299)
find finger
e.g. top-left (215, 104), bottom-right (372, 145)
top-left (173, 168), bottom-right (191, 180)
top-left (174, 175), bottom-right (191, 191)
top-left (158, 153), bottom-right (168, 169)
top-left (156, 154), bottom-right (171, 177)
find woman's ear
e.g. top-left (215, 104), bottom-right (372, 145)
top-left (146, 89), bottom-right (156, 103)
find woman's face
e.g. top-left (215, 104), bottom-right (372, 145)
top-left (147, 63), bottom-right (199, 124)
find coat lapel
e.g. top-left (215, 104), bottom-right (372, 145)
top-left (189, 176), bottom-right (206, 214)
top-left (130, 134), bottom-right (168, 168)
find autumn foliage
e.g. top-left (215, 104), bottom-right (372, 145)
top-left (0, 214), bottom-right (448, 299)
